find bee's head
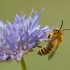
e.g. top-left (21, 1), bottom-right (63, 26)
top-left (53, 28), bottom-right (62, 35)
top-left (53, 20), bottom-right (70, 35)
top-left (52, 20), bottom-right (63, 35)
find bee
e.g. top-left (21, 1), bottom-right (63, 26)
top-left (37, 20), bottom-right (70, 60)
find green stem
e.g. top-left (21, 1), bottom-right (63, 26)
top-left (20, 57), bottom-right (27, 70)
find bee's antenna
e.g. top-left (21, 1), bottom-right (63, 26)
top-left (62, 29), bottom-right (70, 31)
top-left (60, 20), bottom-right (63, 29)
top-left (61, 20), bottom-right (70, 31)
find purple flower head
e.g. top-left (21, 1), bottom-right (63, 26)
top-left (0, 9), bottom-right (51, 62)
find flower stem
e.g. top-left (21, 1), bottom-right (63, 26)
top-left (20, 57), bottom-right (27, 70)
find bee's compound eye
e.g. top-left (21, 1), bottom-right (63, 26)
top-left (54, 29), bottom-right (59, 33)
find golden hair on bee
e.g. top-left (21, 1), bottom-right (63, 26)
top-left (37, 20), bottom-right (70, 60)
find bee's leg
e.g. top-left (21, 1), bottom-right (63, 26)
top-left (37, 46), bottom-right (42, 48)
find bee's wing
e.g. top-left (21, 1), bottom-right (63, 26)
top-left (48, 46), bottom-right (58, 60)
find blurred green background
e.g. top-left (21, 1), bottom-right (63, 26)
top-left (0, 0), bottom-right (70, 70)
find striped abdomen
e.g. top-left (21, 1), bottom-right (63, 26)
top-left (37, 42), bottom-right (54, 55)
